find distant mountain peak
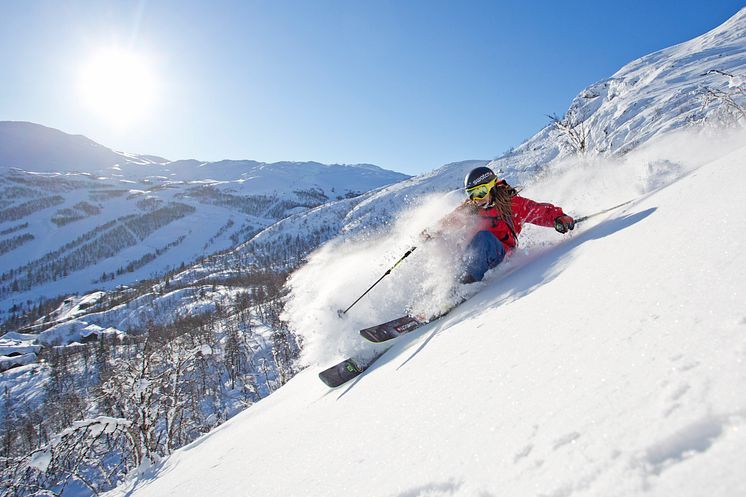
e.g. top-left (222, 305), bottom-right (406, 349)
top-left (0, 121), bottom-right (408, 183)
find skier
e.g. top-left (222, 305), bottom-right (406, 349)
top-left (320, 168), bottom-right (622, 386)
top-left (424, 166), bottom-right (575, 284)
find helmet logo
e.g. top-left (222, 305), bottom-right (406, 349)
top-left (471, 172), bottom-right (493, 186)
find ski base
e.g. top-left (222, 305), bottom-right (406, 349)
top-left (359, 315), bottom-right (424, 343)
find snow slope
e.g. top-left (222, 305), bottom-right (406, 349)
top-left (106, 138), bottom-right (746, 496)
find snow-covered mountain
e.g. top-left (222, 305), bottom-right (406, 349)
top-left (0, 121), bottom-right (165, 173)
top-left (104, 114), bottom-right (746, 497)
top-left (3, 8), bottom-right (746, 497)
top-left (99, 9), bottom-right (746, 497)
top-left (488, 6), bottom-right (746, 176)
top-left (0, 122), bottom-right (409, 315)
top-left (6, 2), bottom-right (746, 321)
top-left (163, 159), bottom-right (489, 287)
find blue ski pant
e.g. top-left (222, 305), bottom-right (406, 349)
top-left (462, 230), bottom-right (506, 282)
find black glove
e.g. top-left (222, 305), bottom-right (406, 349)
top-left (554, 215), bottom-right (575, 234)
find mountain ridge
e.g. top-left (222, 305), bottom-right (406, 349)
top-left (0, 122), bottom-right (409, 315)
top-left (0, 121), bottom-right (405, 181)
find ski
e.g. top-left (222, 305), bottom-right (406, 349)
top-left (319, 299), bottom-right (466, 387)
top-left (359, 315), bottom-right (425, 343)
top-left (359, 299), bottom-right (464, 343)
top-left (318, 355), bottom-right (381, 388)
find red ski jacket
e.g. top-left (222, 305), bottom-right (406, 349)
top-left (442, 196), bottom-right (565, 252)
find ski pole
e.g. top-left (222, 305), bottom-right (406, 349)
top-left (337, 246), bottom-right (417, 317)
top-left (574, 199), bottom-right (634, 225)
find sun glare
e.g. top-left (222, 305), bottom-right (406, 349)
top-left (78, 48), bottom-right (157, 127)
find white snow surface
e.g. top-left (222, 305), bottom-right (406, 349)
top-left (105, 131), bottom-right (746, 497)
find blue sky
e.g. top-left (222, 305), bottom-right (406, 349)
top-left (1, 1), bottom-right (744, 175)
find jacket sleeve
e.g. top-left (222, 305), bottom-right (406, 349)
top-left (513, 196), bottom-right (565, 228)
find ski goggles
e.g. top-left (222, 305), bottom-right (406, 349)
top-left (466, 178), bottom-right (496, 200)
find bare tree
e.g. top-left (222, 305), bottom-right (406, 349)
top-left (698, 69), bottom-right (746, 125)
top-left (1, 388), bottom-right (15, 465)
top-left (0, 417), bottom-right (136, 497)
top-left (271, 325), bottom-right (300, 386)
top-left (547, 108), bottom-right (590, 154)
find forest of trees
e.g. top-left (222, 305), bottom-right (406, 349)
top-left (0, 162), bottom-right (375, 497)
top-left (0, 234), bottom-right (34, 257)
top-left (51, 202), bottom-right (102, 227)
top-left (0, 196), bottom-right (65, 223)
top-left (0, 273), bottom-right (299, 497)
top-left (0, 203), bottom-right (196, 297)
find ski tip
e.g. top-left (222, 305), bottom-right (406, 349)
top-left (318, 372), bottom-right (340, 388)
top-left (318, 359), bottom-right (363, 388)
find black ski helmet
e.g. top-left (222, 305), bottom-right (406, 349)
top-left (464, 166), bottom-right (497, 190)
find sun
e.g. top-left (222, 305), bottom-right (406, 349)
top-left (78, 48), bottom-right (157, 127)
